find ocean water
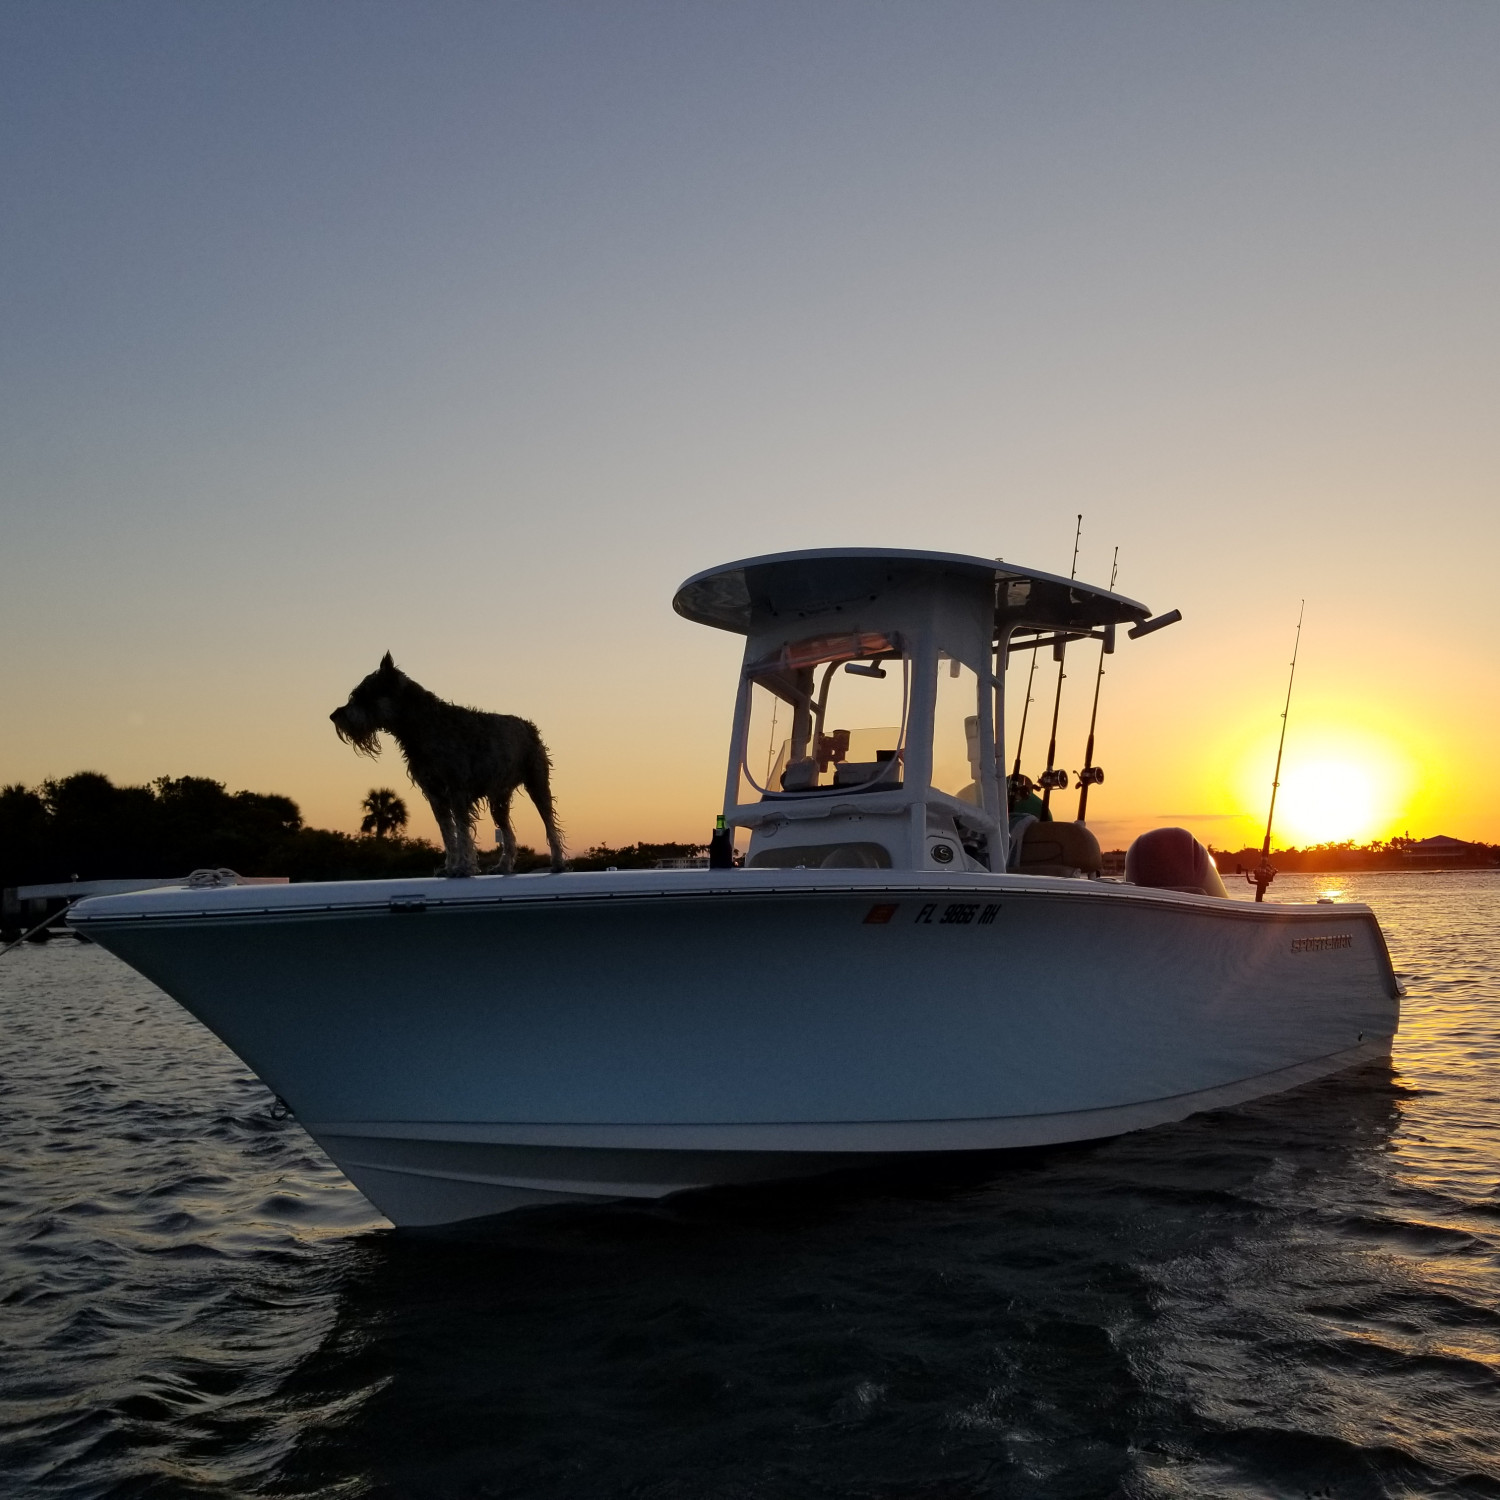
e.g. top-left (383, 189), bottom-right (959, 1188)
top-left (2, 872), bottom-right (1498, 1499)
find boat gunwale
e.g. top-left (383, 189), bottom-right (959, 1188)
top-left (68, 870), bottom-right (1385, 928)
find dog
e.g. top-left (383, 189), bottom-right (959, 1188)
top-left (331, 654), bottom-right (565, 877)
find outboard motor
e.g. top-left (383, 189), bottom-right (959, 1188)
top-left (1124, 827), bottom-right (1228, 897)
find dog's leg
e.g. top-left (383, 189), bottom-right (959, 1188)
top-left (431, 797), bottom-right (462, 877)
top-left (522, 757), bottom-right (567, 873)
top-left (452, 800), bottom-right (480, 877)
top-left (486, 788), bottom-right (517, 874)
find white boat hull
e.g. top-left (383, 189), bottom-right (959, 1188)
top-left (71, 870), bottom-right (1401, 1226)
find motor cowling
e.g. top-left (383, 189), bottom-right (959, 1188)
top-left (1124, 827), bottom-right (1228, 897)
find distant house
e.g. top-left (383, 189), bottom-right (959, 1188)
top-left (1402, 835), bottom-right (1482, 863)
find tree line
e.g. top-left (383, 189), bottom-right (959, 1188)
top-left (9, 775), bottom-right (1487, 886)
top-left (1209, 838), bottom-right (1498, 872)
top-left (0, 772), bottom-right (707, 887)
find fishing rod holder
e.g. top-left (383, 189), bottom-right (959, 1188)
top-left (1127, 609), bottom-right (1181, 640)
top-left (1001, 625), bottom-right (1114, 657)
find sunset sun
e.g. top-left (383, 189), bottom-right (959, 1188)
top-left (1233, 729), bottom-right (1415, 848)
top-left (1274, 759), bottom-right (1379, 846)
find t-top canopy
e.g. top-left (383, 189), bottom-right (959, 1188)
top-left (672, 548), bottom-right (1150, 637)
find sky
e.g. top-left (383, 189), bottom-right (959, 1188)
top-left (3, 1), bottom-right (1498, 856)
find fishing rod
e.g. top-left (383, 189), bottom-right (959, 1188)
top-left (1248, 602), bottom-right (1304, 902)
top-left (1038, 514), bottom-right (1083, 810)
top-left (1074, 546), bottom-right (1118, 824)
top-left (0, 900), bottom-right (75, 958)
top-left (1008, 644), bottom-right (1041, 792)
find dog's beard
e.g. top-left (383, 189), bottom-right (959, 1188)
top-left (332, 711), bottom-right (383, 758)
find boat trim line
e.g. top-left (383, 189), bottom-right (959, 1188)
top-left (306, 1037), bottom-right (1393, 1157)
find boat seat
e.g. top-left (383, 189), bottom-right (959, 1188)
top-left (1012, 819), bottom-right (1102, 877)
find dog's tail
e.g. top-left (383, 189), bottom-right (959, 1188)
top-left (522, 732), bottom-right (567, 871)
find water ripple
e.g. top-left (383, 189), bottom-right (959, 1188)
top-left (2, 872), bottom-right (1499, 1497)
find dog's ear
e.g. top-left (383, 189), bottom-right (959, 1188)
top-left (378, 651), bottom-right (396, 676)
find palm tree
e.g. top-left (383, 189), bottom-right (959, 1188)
top-left (360, 788), bottom-right (409, 839)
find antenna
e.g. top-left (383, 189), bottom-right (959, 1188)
top-left (1039, 514), bottom-right (1083, 809)
top-left (1075, 546), bottom-right (1118, 823)
top-left (1248, 602), bottom-right (1304, 903)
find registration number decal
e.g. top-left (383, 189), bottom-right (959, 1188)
top-left (913, 902), bottom-right (1001, 926)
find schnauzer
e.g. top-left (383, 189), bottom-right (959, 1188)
top-left (331, 654), bottom-right (565, 877)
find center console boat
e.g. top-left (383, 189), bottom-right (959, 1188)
top-left (70, 549), bottom-right (1400, 1225)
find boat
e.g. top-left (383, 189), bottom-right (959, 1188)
top-left (69, 548), bottom-right (1401, 1226)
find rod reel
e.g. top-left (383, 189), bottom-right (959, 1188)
top-left (1037, 768), bottom-right (1070, 792)
top-left (1075, 766), bottom-right (1104, 789)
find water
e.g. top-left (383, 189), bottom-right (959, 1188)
top-left (2, 873), bottom-right (1499, 1499)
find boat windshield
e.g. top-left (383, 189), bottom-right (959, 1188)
top-left (740, 632), bottom-right (908, 799)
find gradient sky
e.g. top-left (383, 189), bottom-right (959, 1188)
top-left (3, 2), bottom-right (1498, 856)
